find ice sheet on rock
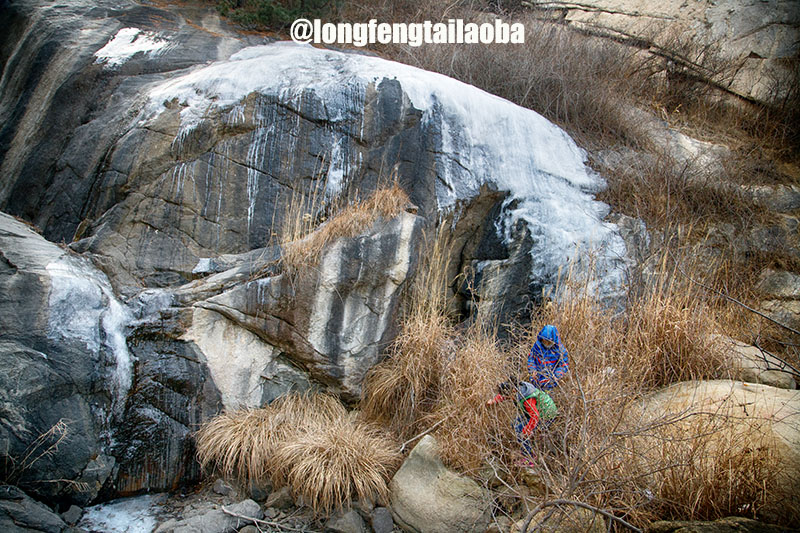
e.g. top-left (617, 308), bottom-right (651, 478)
top-left (78, 494), bottom-right (165, 533)
top-left (46, 256), bottom-right (133, 407)
top-left (145, 41), bottom-right (628, 296)
top-left (95, 27), bottom-right (171, 68)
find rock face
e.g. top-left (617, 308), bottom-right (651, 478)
top-left (0, 205), bottom-right (422, 502)
top-left (1, 0), bottom-right (628, 310)
top-left (530, 0), bottom-right (800, 103)
top-left (389, 435), bottom-right (491, 533)
top-left (0, 213), bottom-right (123, 504)
top-left (0, 0), bottom-right (632, 507)
top-left (709, 334), bottom-right (797, 390)
top-left (0, 213), bottom-right (222, 503)
top-left (634, 380), bottom-right (800, 522)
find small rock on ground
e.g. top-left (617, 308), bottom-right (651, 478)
top-left (371, 507), bottom-right (394, 533)
top-left (325, 509), bottom-right (366, 533)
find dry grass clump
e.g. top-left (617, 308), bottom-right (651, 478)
top-left (361, 224), bottom-right (457, 438)
top-left (280, 183), bottom-right (410, 271)
top-left (196, 392), bottom-right (399, 514)
top-left (360, 311), bottom-right (452, 439)
top-left (271, 413), bottom-right (401, 514)
top-left (650, 413), bottom-right (786, 521)
top-left (422, 326), bottom-right (516, 473)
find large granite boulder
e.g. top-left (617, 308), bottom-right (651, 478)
top-left (1, 0), bottom-right (629, 320)
top-left (632, 380), bottom-right (800, 523)
top-left (389, 435), bottom-right (491, 533)
top-left (529, 0), bottom-right (800, 103)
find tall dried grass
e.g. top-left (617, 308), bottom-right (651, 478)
top-left (361, 224), bottom-right (456, 438)
top-left (195, 392), bottom-right (399, 514)
top-left (280, 183), bottom-right (410, 271)
top-left (271, 413), bottom-right (401, 514)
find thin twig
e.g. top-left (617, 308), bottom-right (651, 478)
top-left (668, 249), bottom-right (800, 337)
top-left (399, 419), bottom-right (446, 453)
top-left (753, 340), bottom-right (800, 380)
top-left (520, 499), bottom-right (642, 533)
top-left (221, 506), bottom-right (319, 533)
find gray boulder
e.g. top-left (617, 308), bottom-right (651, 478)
top-left (169, 499), bottom-right (263, 533)
top-left (709, 334), bottom-right (796, 390)
top-left (371, 507), bottom-right (395, 533)
top-left (0, 485), bottom-right (68, 532)
top-left (325, 509), bottom-right (367, 533)
top-left (389, 435), bottom-right (491, 533)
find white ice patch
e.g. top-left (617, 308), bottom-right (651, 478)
top-left (144, 41), bottom-right (628, 296)
top-left (95, 27), bottom-right (170, 68)
top-left (46, 256), bottom-right (133, 407)
top-left (78, 494), bottom-right (164, 533)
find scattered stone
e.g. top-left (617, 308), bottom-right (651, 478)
top-left (709, 334), bottom-right (796, 389)
top-left (61, 505), bottom-right (83, 525)
top-left (171, 499), bottom-right (263, 533)
top-left (213, 479), bottom-right (235, 497)
top-left (0, 485), bottom-right (68, 532)
top-left (647, 516), bottom-right (794, 533)
top-left (238, 526), bottom-right (260, 533)
top-left (325, 509), bottom-right (366, 533)
top-left (247, 481), bottom-right (270, 502)
top-left (354, 498), bottom-right (375, 516)
top-left (264, 507), bottom-right (279, 519)
top-left (519, 469), bottom-right (547, 497)
top-left (155, 518), bottom-right (181, 533)
top-left (520, 507), bottom-right (605, 533)
top-left (265, 487), bottom-right (294, 510)
top-left (487, 516), bottom-right (512, 533)
top-left (370, 507), bottom-right (394, 533)
top-left (389, 435), bottom-right (491, 533)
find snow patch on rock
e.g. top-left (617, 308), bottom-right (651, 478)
top-left (94, 27), bottom-right (171, 68)
top-left (46, 256), bottom-right (133, 407)
top-left (145, 41), bottom-right (628, 297)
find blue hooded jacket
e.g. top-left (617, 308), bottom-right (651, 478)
top-left (528, 325), bottom-right (569, 389)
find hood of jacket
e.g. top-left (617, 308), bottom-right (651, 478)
top-left (537, 325), bottom-right (560, 345)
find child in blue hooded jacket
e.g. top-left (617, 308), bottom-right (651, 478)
top-left (528, 325), bottom-right (569, 389)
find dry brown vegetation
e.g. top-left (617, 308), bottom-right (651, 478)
top-left (204, 1), bottom-right (800, 527)
top-left (195, 392), bottom-right (400, 515)
top-left (360, 227), bottom-right (799, 528)
top-left (278, 182), bottom-right (410, 271)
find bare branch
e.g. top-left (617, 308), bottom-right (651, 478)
top-left (520, 499), bottom-right (642, 533)
top-left (221, 506), bottom-right (319, 533)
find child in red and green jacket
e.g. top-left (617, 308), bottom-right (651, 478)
top-left (487, 380), bottom-right (557, 460)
